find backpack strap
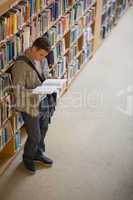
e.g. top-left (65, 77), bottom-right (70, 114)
top-left (16, 55), bottom-right (45, 83)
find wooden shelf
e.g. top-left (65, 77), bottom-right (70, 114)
top-left (0, 0), bottom-right (130, 176)
top-left (0, 114), bottom-right (13, 131)
top-left (0, 1), bottom-right (73, 47)
top-left (0, 0), bottom-right (97, 176)
top-left (93, 0), bottom-right (103, 53)
top-left (0, 142), bottom-right (22, 176)
top-left (0, 62), bottom-right (14, 74)
top-left (0, 126), bottom-right (26, 175)
top-left (0, 0), bottom-right (22, 16)
top-left (0, 136), bottom-right (14, 153)
top-left (0, 154), bottom-right (15, 176)
top-left (0, 1), bottom-right (96, 73)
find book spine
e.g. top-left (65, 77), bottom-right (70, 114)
top-left (15, 129), bottom-right (21, 150)
top-left (0, 125), bottom-right (12, 150)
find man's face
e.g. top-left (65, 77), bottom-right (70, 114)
top-left (32, 47), bottom-right (49, 61)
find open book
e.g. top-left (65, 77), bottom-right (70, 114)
top-left (42, 79), bottom-right (67, 88)
top-left (32, 79), bottom-right (67, 96)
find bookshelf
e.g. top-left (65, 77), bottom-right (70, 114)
top-left (100, 0), bottom-right (131, 41)
top-left (0, 0), bottom-right (132, 175)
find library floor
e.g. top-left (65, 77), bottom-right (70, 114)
top-left (0, 7), bottom-right (133, 200)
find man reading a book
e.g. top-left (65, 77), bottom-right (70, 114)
top-left (11, 37), bottom-right (55, 173)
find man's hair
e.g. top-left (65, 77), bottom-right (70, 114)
top-left (32, 37), bottom-right (51, 52)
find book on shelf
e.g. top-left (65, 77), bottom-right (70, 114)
top-left (83, 26), bottom-right (93, 44)
top-left (83, 42), bottom-right (93, 61)
top-left (0, 0), bottom-right (96, 44)
top-left (70, 24), bottom-right (82, 44)
top-left (70, 44), bottom-right (78, 59)
top-left (59, 13), bottom-right (70, 35)
top-left (43, 12), bottom-right (70, 47)
top-left (0, 122), bottom-right (13, 151)
top-left (101, 0), bottom-right (128, 39)
top-left (51, 38), bottom-right (66, 64)
top-left (68, 58), bottom-right (80, 82)
top-left (0, 74), bottom-right (14, 128)
top-left (0, 0), bottom-right (75, 70)
top-left (0, 74), bottom-right (13, 98)
top-left (0, 1), bottom-right (31, 42)
top-left (11, 113), bottom-right (24, 136)
top-left (22, 26), bottom-right (31, 52)
top-left (83, 6), bottom-right (96, 27)
top-left (49, 55), bottom-right (67, 78)
top-left (15, 129), bottom-right (21, 150)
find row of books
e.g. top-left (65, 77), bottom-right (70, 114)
top-left (83, 6), bottom-right (96, 27)
top-left (51, 56), bottom-right (67, 78)
top-left (0, 0), bottom-right (96, 44)
top-left (0, 0), bottom-right (75, 43)
top-left (0, 122), bottom-right (13, 151)
top-left (0, 1), bottom-right (30, 42)
top-left (67, 38), bottom-right (93, 82)
top-left (50, 21), bottom-right (94, 68)
top-left (0, 74), bottom-right (13, 128)
top-left (0, 95), bottom-right (13, 127)
top-left (0, 0), bottom-right (95, 70)
top-left (0, 74), bottom-right (12, 98)
top-left (0, 1), bottom-right (96, 70)
top-left (102, 0), bottom-right (112, 15)
top-left (0, 111), bottom-right (23, 151)
top-left (50, 26), bottom-right (93, 78)
top-left (29, 0), bottom-right (54, 16)
top-left (0, 124), bottom-right (21, 151)
top-left (0, 23), bottom-right (94, 71)
top-left (11, 113), bottom-right (24, 134)
top-left (43, 13), bottom-right (70, 47)
top-left (101, 0), bottom-right (130, 39)
top-left (101, 0), bottom-right (116, 39)
top-left (48, 26), bottom-right (93, 78)
top-left (52, 39), bottom-right (66, 64)
top-left (0, 27), bottom-right (31, 69)
top-left (31, 1), bottom-right (96, 44)
top-left (44, 4), bottom-right (95, 47)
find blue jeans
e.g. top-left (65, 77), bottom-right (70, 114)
top-left (21, 97), bottom-right (50, 161)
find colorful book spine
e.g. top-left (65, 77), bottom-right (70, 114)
top-left (0, 74), bottom-right (13, 127)
top-left (68, 58), bottom-right (80, 82)
top-left (83, 42), bottom-right (93, 61)
top-left (15, 129), bottom-right (21, 150)
top-left (52, 38), bottom-right (66, 64)
top-left (101, 0), bottom-right (128, 39)
top-left (55, 56), bottom-right (67, 78)
top-left (70, 24), bottom-right (82, 44)
top-left (0, 0), bottom-right (96, 72)
top-left (83, 26), bottom-right (93, 45)
top-left (0, 122), bottom-right (13, 150)
top-left (16, 113), bottom-right (24, 130)
top-left (22, 26), bottom-right (31, 52)
top-left (0, 73), bottom-right (12, 98)
top-left (83, 6), bottom-right (96, 27)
